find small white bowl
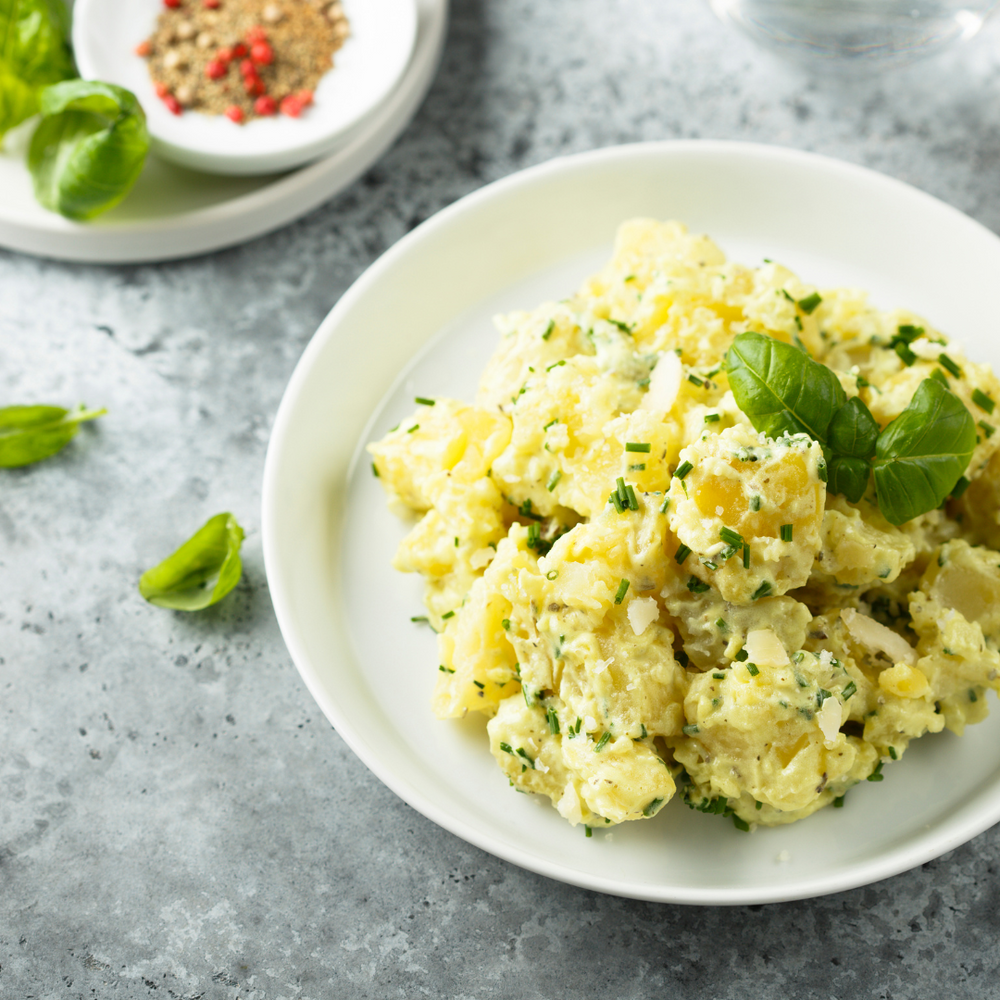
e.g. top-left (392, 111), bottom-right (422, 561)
top-left (72, 0), bottom-right (417, 176)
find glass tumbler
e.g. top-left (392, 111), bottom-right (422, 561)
top-left (710, 0), bottom-right (998, 68)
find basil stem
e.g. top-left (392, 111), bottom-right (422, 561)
top-left (139, 513), bottom-right (245, 611)
top-left (873, 379), bottom-right (976, 525)
top-left (0, 403), bottom-right (106, 467)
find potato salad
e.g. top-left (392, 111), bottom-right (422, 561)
top-left (368, 219), bottom-right (1000, 832)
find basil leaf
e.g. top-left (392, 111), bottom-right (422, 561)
top-left (28, 80), bottom-right (149, 221)
top-left (139, 513), bottom-right (245, 611)
top-left (873, 378), bottom-right (976, 525)
top-left (0, 403), bottom-right (106, 467)
top-left (827, 396), bottom-right (879, 459)
top-left (827, 455), bottom-right (870, 504)
top-left (726, 332), bottom-right (846, 443)
top-left (0, 0), bottom-right (75, 137)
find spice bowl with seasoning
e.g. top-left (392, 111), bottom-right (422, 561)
top-left (72, 0), bottom-right (418, 175)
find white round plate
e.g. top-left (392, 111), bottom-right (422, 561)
top-left (0, 0), bottom-right (444, 263)
top-left (73, 0), bottom-right (417, 175)
top-left (262, 141), bottom-right (1000, 905)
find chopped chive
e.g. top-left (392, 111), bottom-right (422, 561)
top-left (614, 578), bottom-right (630, 604)
top-left (712, 672), bottom-right (725, 679)
top-left (640, 723), bottom-right (648, 739)
top-left (624, 274), bottom-right (636, 282)
top-left (841, 680), bottom-right (857, 701)
top-left (541, 320), bottom-right (554, 340)
top-left (702, 559), bottom-right (719, 571)
top-left (546, 360), bottom-right (566, 372)
top-left (675, 649), bottom-right (690, 667)
top-left (797, 292), bottom-right (822, 314)
top-left (609, 318), bottom-right (633, 334)
top-left (751, 580), bottom-right (772, 601)
top-left (746, 663), bottom-right (759, 677)
top-left (750, 495), bottom-right (761, 512)
top-left (682, 724), bottom-right (700, 736)
top-left (674, 460), bottom-right (693, 479)
top-left (543, 417), bottom-right (559, 430)
top-left (733, 815), bottom-right (750, 832)
top-left (546, 570), bottom-right (558, 581)
top-left (407, 424), bottom-right (420, 433)
top-left (609, 491), bottom-right (625, 513)
top-left (735, 648), bottom-right (748, 661)
top-left (687, 576), bottom-right (710, 594)
top-left (951, 476), bottom-right (970, 499)
top-left (856, 374), bottom-right (870, 388)
top-left (515, 747), bottom-right (535, 769)
top-left (643, 797), bottom-right (664, 817)
top-left (547, 469), bottom-right (562, 492)
top-left (547, 707), bottom-right (560, 734)
top-left (972, 388), bottom-right (995, 414)
top-left (970, 688), bottom-right (979, 702)
top-left (743, 544), bottom-right (751, 570)
top-left (780, 524), bottom-right (793, 542)
top-left (414, 396), bottom-right (435, 406)
top-left (704, 413), bottom-right (721, 424)
top-left (388, 423), bottom-right (399, 432)
top-left (833, 795), bottom-right (845, 808)
top-left (659, 497), bottom-right (670, 513)
top-left (628, 463), bottom-right (646, 472)
top-left (938, 353), bottom-right (962, 378)
top-left (472, 680), bottom-right (485, 689)
top-left (500, 741), bottom-right (513, 755)
top-left (675, 544), bottom-right (691, 564)
top-left (625, 485), bottom-right (639, 510)
top-left (410, 615), bottom-right (428, 623)
top-left (454, 537), bottom-right (459, 547)
top-left (371, 461), bottom-right (380, 478)
top-left (888, 745), bottom-right (898, 760)
top-left (438, 664), bottom-right (455, 673)
top-left (979, 420), bottom-right (995, 438)
top-left (687, 373), bottom-right (704, 387)
top-left (501, 618), bottom-right (511, 630)
top-left (637, 377), bottom-right (650, 388)
top-left (867, 761), bottom-right (884, 782)
top-left (585, 825), bottom-right (592, 837)
top-left (719, 526), bottom-right (743, 548)
top-left (625, 442), bottom-right (651, 453)
top-left (756, 800), bottom-right (763, 811)
top-left (441, 610), bottom-right (455, 620)
top-left (616, 476), bottom-right (627, 504)
top-left (715, 618), bottom-right (727, 630)
top-left (894, 342), bottom-right (917, 366)
top-left (527, 522), bottom-right (541, 548)
top-left (594, 732), bottom-right (611, 752)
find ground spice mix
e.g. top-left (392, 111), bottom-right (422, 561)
top-left (138, 0), bottom-right (349, 122)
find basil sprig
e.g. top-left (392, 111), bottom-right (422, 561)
top-left (139, 514), bottom-right (245, 611)
top-left (725, 332), bottom-right (975, 524)
top-left (0, 403), bottom-right (106, 467)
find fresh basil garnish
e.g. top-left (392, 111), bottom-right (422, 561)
top-left (726, 331), bottom-right (975, 524)
top-left (0, 403), bottom-right (106, 467)
top-left (28, 80), bottom-right (149, 221)
top-left (139, 513), bottom-right (245, 611)
top-left (725, 331), bottom-right (846, 443)
top-left (0, 0), bottom-right (75, 138)
top-left (872, 378), bottom-right (976, 525)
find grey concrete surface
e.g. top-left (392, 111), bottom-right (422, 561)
top-left (5, 0), bottom-right (1000, 996)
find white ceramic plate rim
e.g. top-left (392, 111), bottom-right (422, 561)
top-left (263, 140), bottom-right (1000, 905)
top-left (72, 0), bottom-right (417, 175)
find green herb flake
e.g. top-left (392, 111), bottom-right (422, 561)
top-left (733, 815), bottom-right (751, 832)
top-left (546, 469), bottom-right (562, 492)
top-left (867, 761), bottom-right (884, 782)
top-left (515, 747), bottom-right (535, 769)
top-left (546, 570), bottom-right (558, 581)
top-left (973, 388), bottom-right (996, 414)
top-left (704, 413), bottom-right (721, 424)
top-left (938, 354), bottom-right (962, 379)
top-left (414, 396), bottom-right (435, 406)
top-left (441, 610), bottom-right (455, 620)
top-left (751, 581), bottom-right (772, 601)
top-left (833, 795), bottom-right (845, 808)
top-left (687, 576), bottom-right (710, 594)
top-left (371, 461), bottom-right (380, 478)
top-left (614, 578), bottom-right (630, 604)
top-left (659, 497), bottom-right (670, 513)
top-left (888, 746), bottom-right (898, 760)
top-left (472, 680), bottom-right (485, 690)
top-left (841, 680), bottom-right (857, 701)
top-left (438, 664), bottom-right (455, 674)
top-left (746, 663), bottom-right (760, 677)
top-left (979, 420), bottom-right (995, 439)
top-left (682, 724), bottom-right (700, 736)
top-left (780, 523), bottom-right (793, 542)
top-left (500, 741), bottom-right (514, 755)
top-left (546, 359), bottom-right (566, 372)
top-left (407, 424), bottom-right (420, 433)
top-left (541, 320), bottom-right (555, 341)
top-left (625, 442), bottom-right (651, 453)
top-left (797, 292), bottom-right (822, 314)
top-left (687, 373), bottom-right (704, 388)
top-left (750, 494), bottom-right (761, 512)
top-left (970, 688), bottom-right (979, 702)
top-left (715, 617), bottom-right (727, 630)
top-left (594, 732), bottom-right (612, 752)
top-left (547, 707), bottom-right (560, 734)
top-left (138, 513), bottom-right (244, 611)
top-left (628, 463), bottom-right (646, 472)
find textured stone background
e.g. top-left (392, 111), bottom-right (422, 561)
top-left (4, 0), bottom-right (1000, 996)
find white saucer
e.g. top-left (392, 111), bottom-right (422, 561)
top-left (72, 0), bottom-right (417, 175)
top-left (0, 0), bottom-right (446, 263)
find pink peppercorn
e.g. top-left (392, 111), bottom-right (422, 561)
top-left (225, 105), bottom-right (244, 123)
top-left (254, 95), bottom-right (277, 115)
top-left (163, 94), bottom-right (182, 114)
top-left (205, 59), bottom-right (226, 79)
top-left (250, 41), bottom-right (273, 65)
